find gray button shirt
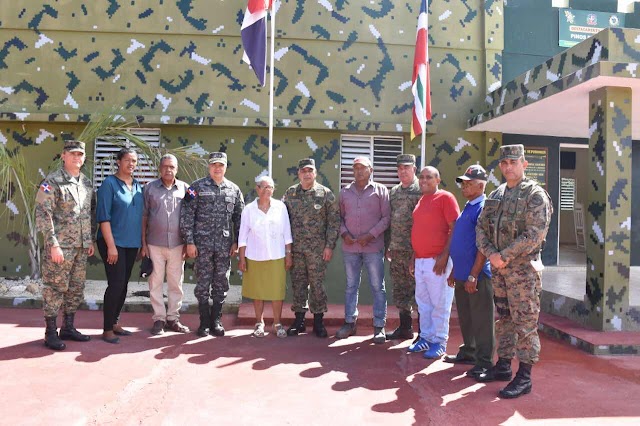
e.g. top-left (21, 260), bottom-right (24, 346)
top-left (143, 178), bottom-right (189, 248)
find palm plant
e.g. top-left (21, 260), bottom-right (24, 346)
top-left (85, 112), bottom-right (208, 185)
top-left (0, 144), bottom-right (41, 278)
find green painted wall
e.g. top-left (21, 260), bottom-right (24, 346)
top-left (503, 0), bottom-right (640, 82)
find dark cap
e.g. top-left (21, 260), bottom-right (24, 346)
top-left (64, 140), bottom-right (85, 153)
top-left (396, 154), bottom-right (416, 166)
top-left (456, 164), bottom-right (488, 182)
top-left (208, 152), bottom-right (227, 165)
top-left (298, 158), bottom-right (316, 170)
top-left (499, 144), bottom-right (525, 161)
top-left (353, 156), bottom-right (372, 167)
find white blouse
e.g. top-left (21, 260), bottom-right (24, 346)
top-left (238, 198), bottom-right (293, 261)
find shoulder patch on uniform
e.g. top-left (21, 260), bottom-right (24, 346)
top-left (529, 193), bottom-right (545, 208)
top-left (186, 186), bottom-right (198, 199)
top-left (39, 181), bottom-right (52, 194)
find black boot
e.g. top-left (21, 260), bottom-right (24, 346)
top-left (313, 313), bottom-right (328, 338)
top-left (386, 310), bottom-right (413, 340)
top-left (197, 303), bottom-right (211, 337)
top-left (287, 312), bottom-right (306, 336)
top-left (499, 362), bottom-right (532, 399)
top-left (44, 317), bottom-right (66, 350)
top-left (210, 301), bottom-right (225, 337)
top-left (59, 312), bottom-right (91, 342)
top-left (476, 357), bottom-right (513, 383)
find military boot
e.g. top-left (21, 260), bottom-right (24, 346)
top-left (386, 310), bottom-right (413, 340)
top-left (210, 301), bottom-right (225, 337)
top-left (44, 317), bottom-right (66, 350)
top-left (59, 312), bottom-right (91, 342)
top-left (313, 313), bottom-right (328, 338)
top-left (287, 312), bottom-right (306, 336)
top-left (196, 303), bottom-right (211, 337)
top-left (499, 362), bottom-right (532, 399)
top-left (476, 357), bottom-right (513, 383)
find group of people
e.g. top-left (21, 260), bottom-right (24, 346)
top-left (34, 140), bottom-right (551, 400)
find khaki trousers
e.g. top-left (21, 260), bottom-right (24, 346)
top-left (148, 244), bottom-right (185, 322)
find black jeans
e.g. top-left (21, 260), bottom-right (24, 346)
top-left (97, 239), bottom-right (138, 332)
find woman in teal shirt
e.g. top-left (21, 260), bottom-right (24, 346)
top-left (96, 148), bottom-right (144, 344)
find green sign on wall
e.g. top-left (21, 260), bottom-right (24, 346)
top-left (559, 9), bottom-right (625, 47)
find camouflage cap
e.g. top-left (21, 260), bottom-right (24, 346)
top-left (500, 144), bottom-right (525, 161)
top-left (64, 140), bottom-right (85, 153)
top-left (353, 156), bottom-right (372, 167)
top-left (298, 158), bottom-right (316, 170)
top-left (396, 154), bottom-right (416, 165)
top-left (456, 164), bottom-right (488, 182)
top-left (208, 152), bottom-right (227, 165)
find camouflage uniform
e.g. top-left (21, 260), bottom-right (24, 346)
top-left (283, 181), bottom-right (340, 314)
top-left (477, 168), bottom-right (552, 365)
top-left (387, 175), bottom-right (421, 312)
top-left (180, 176), bottom-right (244, 304)
top-left (36, 167), bottom-right (96, 317)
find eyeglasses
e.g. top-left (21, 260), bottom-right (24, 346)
top-left (258, 185), bottom-right (274, 190)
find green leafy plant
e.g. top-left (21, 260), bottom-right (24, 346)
top-left (0, 144), bottom-right (41, 278)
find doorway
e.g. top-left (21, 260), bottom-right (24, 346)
top-left (558, 144), bottom-right (588, 266)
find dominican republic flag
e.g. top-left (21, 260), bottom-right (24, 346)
top-left (241, 0), bottom-right (273, 86)
top-left (411, 0), bottom-right (432, 140)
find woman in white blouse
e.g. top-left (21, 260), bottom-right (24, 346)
top-left (238, 176), bottom-right (293, 338)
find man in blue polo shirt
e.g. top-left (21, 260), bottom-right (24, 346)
top-left (445, 165), bottom-right (494, 379)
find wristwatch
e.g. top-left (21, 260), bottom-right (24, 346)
top-left (467, 275), bottom-right (477, 283)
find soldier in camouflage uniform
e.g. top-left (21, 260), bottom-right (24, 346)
top-left (180, 152), bottom-right (244, 337)
top-left (476, 144), bottom-right (552, 399)
top-left (282, 158), bottom-right (340, 338)
top-left (35, 140), bottom-right (96, 350)
top-left (385, 154), bottom-right (421, 340)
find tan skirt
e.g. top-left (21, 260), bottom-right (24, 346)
top-left (241, 258), bottom-right (286, 301)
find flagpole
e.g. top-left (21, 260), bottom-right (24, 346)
top-left (268, 2), bottom-right (276, 177)
top-left (420, 127), bottom-right (426, 170)
top-left (420, 62), bottom-right (427, 170)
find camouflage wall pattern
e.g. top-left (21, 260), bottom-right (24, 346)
top-left (0, 1), bottom-right (503, 298)
top-left (586, 86), bottom-right (633, 331)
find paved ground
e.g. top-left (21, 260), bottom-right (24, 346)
top-left (2, 308), bottom-right (640, 425)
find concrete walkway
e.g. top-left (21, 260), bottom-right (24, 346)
top-left (1, 308), bottom-right (639, 425)
top-left (0, 279), bottom-right (242, 313)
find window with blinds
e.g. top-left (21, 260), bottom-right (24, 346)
top-left (92, 128), bottom-right (161, 190)
top-left (339, 135), bottom-right (403, 189)
top-left (560, 177), bottom-right (576, 211)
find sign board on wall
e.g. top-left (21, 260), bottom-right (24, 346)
top-left (559, 9), bottom-right (625, 47)
top-left (525, 147), bottom-right (548, 188)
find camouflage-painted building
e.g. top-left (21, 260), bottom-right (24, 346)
top-left (1, 1), bottom-right (639, 327)
top-left (0, 1), bottom-right (502, 295)
top-left (469, 1), bottom-right (640, 334)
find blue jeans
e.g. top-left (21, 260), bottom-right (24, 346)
top-left (343, 250), bottom-right (387, 327)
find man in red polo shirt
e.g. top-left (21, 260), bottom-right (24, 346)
top-left (408, 166), bottom-right (460, 359)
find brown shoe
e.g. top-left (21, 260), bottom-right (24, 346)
top-left (165, 319), bottom-right (190, 333)
top-left (151, 320), bottom-right (165, 335)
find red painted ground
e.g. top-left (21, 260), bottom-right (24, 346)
top-left (1, 308), bottom-right (639, 425)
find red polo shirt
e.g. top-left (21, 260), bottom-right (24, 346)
top-left (411, 190), bottom-right (460, 258)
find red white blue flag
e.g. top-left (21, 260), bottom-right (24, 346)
top-left (241, 0), bottom-right (273, 86)
top-left (411, 0), bottom-right (431, 140)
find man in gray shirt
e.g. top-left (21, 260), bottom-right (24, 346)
top-left (142, 154), bottom-right (191, 335)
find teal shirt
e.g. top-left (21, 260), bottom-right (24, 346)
top-left (96, 175), bottom-right (144, 248)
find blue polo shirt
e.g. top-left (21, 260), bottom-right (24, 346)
top-left (449, 194), bottom-right (491, 281)
top-left (96, 175), bottom-right (144, 248)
